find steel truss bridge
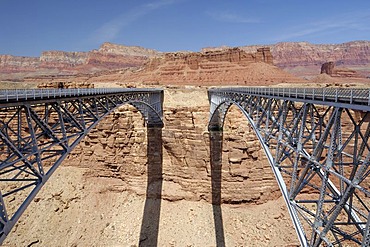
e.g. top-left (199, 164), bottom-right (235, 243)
top-left (208, 87), bottom-right (370, 246)
top-left (0, 88), bottom-right (164, 244)
top-left (0, 87), bottom-right (369, 246)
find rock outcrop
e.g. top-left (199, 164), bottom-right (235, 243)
top-left (111, 47), bottom-right (302, 85)
top-left (158, 47), bottom-right (273, 69)
top-left (37, 81), bottom-right (94, 89)
top-left (321, 61), bottom-right (359, 77)
top-left (321, 62), bottom-right (335, 75)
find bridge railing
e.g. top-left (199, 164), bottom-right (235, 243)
top-left (0, 88), bottom-right (162, 102)
top-left (209, 87), bottom-right (370, 107)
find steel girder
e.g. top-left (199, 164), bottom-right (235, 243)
top-left (0, 88), bottom-right (164, 244)
top-left (208, 88), bottom-right (370, 246)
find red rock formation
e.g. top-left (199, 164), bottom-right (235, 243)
top-left (321, 62), bottom-right (335, 75)
top-left (40, 51), bottom-right (88, 68)
top-left (114, 47), bottom-right (302, 85)
top-left (0, 43), bottom-right (159, 80)
top-left (86, 50), bottom-right (147, 70)
top-left (263, 41), bottom-right (370, 67)
top-left (321, 61), bottom-right (360, 78)
top-left (2, 41), bottom-right (369, 81)
top-left (98, 42), bottom-right (160, 57)
top-left (160, 47), bottom-right (273, 70)
top-left (0, 55), bottom-right (40, 72)
top-left (37, 81), bottom-right (94, 89)
top-left (241, 41), bottom-right (370, 78)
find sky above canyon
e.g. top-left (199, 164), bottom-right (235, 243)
top-left (1, 0), bottom-right (370, 56)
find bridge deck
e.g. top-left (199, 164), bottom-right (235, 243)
top-left (0, 88), bottom-right (163, 106)
top-left (209, 87), bottom-right (370, 111)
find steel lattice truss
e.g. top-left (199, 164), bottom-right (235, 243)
top-left (0, 88), bottom-right (163, 243)
top-left (208, 87), bottom-right (370, 246)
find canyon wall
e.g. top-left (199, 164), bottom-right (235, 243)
top-left (0, 55), bottom-right (40, 72)
top-left (40, 51), bottom-right (88, 68)
top-left (0, 43), bottom-right (159, 79)
top-left (65, 89), bottom-right (280, 204)
top-left (270, 41), bottom-right (370, 68)
top-left (159, 47), bottom-right (273, 69)
top-left (239, 41), bottom-right (370, 77)
top-left (0, 41), bottom-right (370, 83)
top-left (2, 41), bottom-right (369, 81)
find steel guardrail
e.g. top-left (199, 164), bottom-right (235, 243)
top-left (0, 88), bottom-right (162, 103)
top-left (209, 87), bottom-right (370, 109)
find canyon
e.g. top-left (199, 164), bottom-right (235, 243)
top-left (1, 41), bottom-right (370, 246)
top-left (2, 87), bottom-right (300, 246)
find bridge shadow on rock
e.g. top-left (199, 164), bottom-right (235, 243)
top-left (210, 130), bottom-right (226, 247)
top-left (139, 127), bottom-right (163, 247)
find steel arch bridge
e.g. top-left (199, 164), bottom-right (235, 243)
top-left (208, 87), bottom-right (370, 247)
top-left (0, 88), bottom-right (164, 243)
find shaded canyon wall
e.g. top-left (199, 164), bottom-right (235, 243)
top-left (65, 100), bottom-right (281, 204)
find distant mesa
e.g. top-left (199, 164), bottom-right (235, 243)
top-left (1, 40), bottom-right (370, 84)
top-left (0, 42), bottom-right (160, 81)
top-left (115, 46), bottom-right (302, 85)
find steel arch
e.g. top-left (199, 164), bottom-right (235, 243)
top-left (0, 88), bottom-right (164, 243)
top-left (208, 88), bottom-right (370, 246)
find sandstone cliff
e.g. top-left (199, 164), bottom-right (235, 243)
top-left (241, 41), bottom-right (370, 78)
top-left (270, 41), bottom-right (370, 67)
top-left (64, 88), bottom-right (280, 204)
top-left (40, 51), bottom-right (88, 68)
top-left (24, 46), bottom-right (303, 86)
top-left (110, 47), bottom-right (302, 85)
top-left (98, 42), bottom-right (160, 57)
top-left (0, 42), bottom-right (159, 80)
top-left (0, 55), bottom-right (40, 72)
top-left (2, 41), bottom-right (369, 82)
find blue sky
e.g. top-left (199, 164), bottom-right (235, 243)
top-left (1, 0), bottom-right (370, 56)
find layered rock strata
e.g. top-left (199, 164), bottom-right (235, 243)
top-left (238, 41), bottom-right (370, 68)
top-left (114, 47), bottom-right (302, 85)
top-left (0, 43), bottom-right (159, 80)
top-left (65, 102), bottom-right (280, 204)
